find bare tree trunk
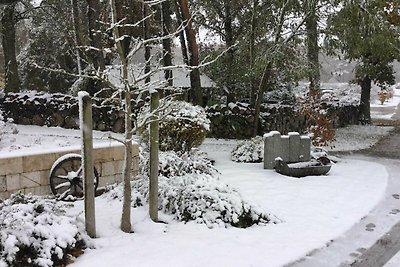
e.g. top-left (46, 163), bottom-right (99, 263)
top-left (1, 3), bottom-right (20, 93)
top-left (161, 0), bottom-right (173, 87)
top-left (224, 1), bottom-right (235, 104)
top-left (87, 0), bottom-right (105, 72)
top-left (71, 0), bottom-right (82, 75)
top-left (253, 61), bottom-right (272, 137)
top-left (359, 75), bottom-right (371, 124)
top-left (249, 0), bottom-right (258, 106)
top-left (305, 0), bottom-right (320, 97)
top-left (177, 0), bottom-right (203, 106)
top-left (111, 0), bottom-right (132, 233)
top-left (143, 2), bottom-right (151, 84)
top-left (173, 0), bottom-right (189, 66)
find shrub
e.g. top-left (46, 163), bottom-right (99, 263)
top-left (297, 96), bottom-right (336, 147)
top-left (139, 101), bottom-right (210, 152)
top-left (231, 136), bottom-right (264, 163)
top-left (107, 150), bottom-right (274, 228)
top-left (0, 193), bottom-right (89, 267)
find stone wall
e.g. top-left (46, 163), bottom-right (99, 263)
top-left (206, 102), bottom-right (360, 139)
top-left (0, 143), bottom-right (139, 200)
top-left (0, 92), bottom-right (144, 133)
top-left (0, 92), bottom-right (360, 139)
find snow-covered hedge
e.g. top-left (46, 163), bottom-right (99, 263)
top-left (0, 193), bottom-right (89, 267)
top-left (139, 101), bottom-right (210, 152)
top-left (109, 149), bottom-right (273, 228)
top-left (231, 136), bottom-right (264, 163)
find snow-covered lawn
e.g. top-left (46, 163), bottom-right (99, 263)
top-left (0, 122), bottom-right (395, 267)
top-left (65, 139), bottom-right (388, 267)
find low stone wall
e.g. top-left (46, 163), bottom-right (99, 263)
top-left (0, 91), bottom-right (144, 133)
top-left (0, 143), bottom-right (139, 200)
top-left (206, 102), bottom-right (360, 139)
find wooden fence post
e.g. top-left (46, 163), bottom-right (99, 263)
top-left (149, 90), bottom-right (159, 222)
top-left (78, 91), bottom-right (96, 238)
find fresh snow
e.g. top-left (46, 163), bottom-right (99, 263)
top-left (65, 139), bottom-right (388, 267)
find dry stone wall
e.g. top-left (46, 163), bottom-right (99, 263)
top-left (206, 102), bottom-right (360, 139)
top-left (0, 92), bottom-right (359, 139)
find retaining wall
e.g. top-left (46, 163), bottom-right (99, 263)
top-left (0, 143), bottom-right (139, 200)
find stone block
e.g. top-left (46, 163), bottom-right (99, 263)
top-left (39, 170), bottom-right (50, 186)
top-left (102, 160), bottom-right (123, 177)
top-left (0, 175), bottom-right (6, 192)
top-left (264, 131), bottom-right (281, 169)
top-left (0, 191), bottom-right (10, 200)
top-left (112, 146), bottom-right (125, 161)
top-left (33, 186), bottom-right (51, 196)
top-left (300, 136), bottom-right (311, 162)
top-left (22, 153), bottom-right (57, 172)
top-left (20, 171), bottom-right (42, 188)
top-left (0, 157), bottom-right (23, 176)
top-left (280, 136), bottom-right (290, 162)
top-left (98, 175), bottom-right (120, 188)
top-left (288, 132), bottom-right (301, 163)
top-left (6, 174), bottom-right (21, 191)
top-left (93, 147), bottom-right (115, 162)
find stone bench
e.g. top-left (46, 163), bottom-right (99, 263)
top-left (0, 142), bottom-right (139, 200)
top-left (263, 131), bottom-right (311, 169)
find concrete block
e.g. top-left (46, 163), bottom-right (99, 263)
top-left (112, 146), bottom-right (125, 161)
top-left (289, 132), bottom-right (301, 163)
top-left (20, 171), bottom-right (42, 188)
top-left (280, 136), bottom-right (290, 162)
top-left (264, 131), bottom-right (281, 169)
top-left (23, 187), bottom-right (35, 195)
top-left (0, 175), bottom-right (6, 192)
top-left (22, 153), bottom-right (57, 172)
top-left (0, 191), bottom-right (10, 200)
top-left (93, 147), bottom-right (115, 162)
top-left (39, 170), bottom-right (50, 186)
top-left (0, 157), bottom-right (23, 175)
top-left (33, 186), bottom-right (51, 196)
top-left (6, 174), bottom-right (21, 191)
top-left (300, 136), bottom-right (311, 162)
top-left (102, 160), bottom-right (123, 177)
top-left (98, 175), bottom-right (119, 187)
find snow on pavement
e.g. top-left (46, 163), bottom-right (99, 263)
top-left (68, 139), bottom-right (388, 267)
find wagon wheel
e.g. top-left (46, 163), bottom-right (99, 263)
top-left (49, 154), bottom-right (99, 201)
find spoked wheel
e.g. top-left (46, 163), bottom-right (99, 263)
top-left (49, 154), bottom-right (99, 201)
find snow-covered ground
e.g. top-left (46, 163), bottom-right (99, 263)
top-left (1, 83), bottom-right (399, 266)
top-left (63, 139), bottom-right (388, 267)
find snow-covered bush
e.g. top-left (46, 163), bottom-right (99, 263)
top-left (108, 149), bottom-right (273, 228)
top-left (231, 136), bottom-right (264, 163)
top-left (0, 193), bottom-right (89, 267)
top-left (136, 173), bottom-right (271, 228)
top-left (141, 148), bottom-right (218, 177)
top-left (139, 101), bottom-right (210, 152)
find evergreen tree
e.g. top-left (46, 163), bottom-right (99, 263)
top-left (326, 0), bottom-right (400, 124)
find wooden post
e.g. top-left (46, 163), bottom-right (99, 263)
top-left (149, 90), bottom-right (159, 222)
top-left (78, 91), bottom-right (96, 238)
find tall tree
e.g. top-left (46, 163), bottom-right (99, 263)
top-left (177, 0), bottom-right (203, 106)
top-left (161, 0), bottom-right (173, 87)
top-left (304, 0), bottom-right (320, 97)
top-left (86, 0), bottom-right (105, 72)
top-left (1, 3), bottom-right (20, 93)
top-left (326, 0), bottom-right (400, 124)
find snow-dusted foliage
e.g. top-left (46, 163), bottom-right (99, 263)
top-left (0, 193), bottom-right (88, 267)
top-left (139, 101), bottom-right (210, 152)
top-left (108, 149), bottom-right (273, 228)
top-left (231, 136), bottom-right (264, 163)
